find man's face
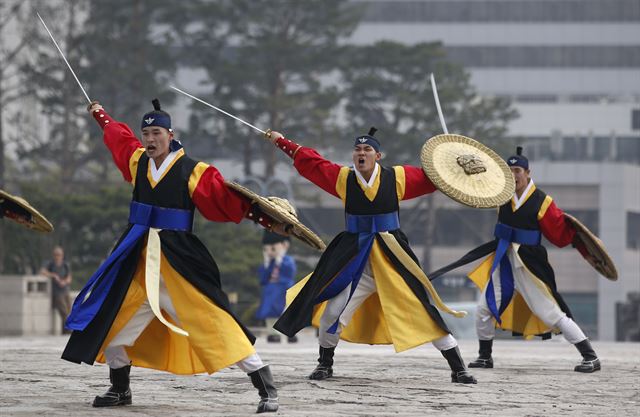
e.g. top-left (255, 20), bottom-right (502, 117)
top-left (141, 126), bottom-right (173, 160)
top-left (352, 144), bottom-right (381, 174)
top-left (510, 166), bottom-right (531, 193)
top-left (53, 248), bottom-right (64, 264)
top-left (263, 244), bottom-right (277, 259)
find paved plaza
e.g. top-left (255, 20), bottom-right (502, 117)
top-left (1, 333), bottom-right (638, 416)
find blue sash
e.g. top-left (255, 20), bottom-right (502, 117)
top-left (65, 202), bottom-right (194, 331)
top-left (486, 223), bottom-right (541, 323)
top-left (316, 212), bottom-right (400, 333)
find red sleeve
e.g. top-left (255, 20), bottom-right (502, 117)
top-left (402, 165), bottom-right (438, 200)
top-left (275, 137), bottom-right (342, 198)
top-left (191, 165), bottom-right (275, 228)
top-left (92, 108), bottom-right (143, 182)
top-left (539, 201), bottom-right (576, 248)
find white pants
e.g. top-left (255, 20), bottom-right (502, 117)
top-left (318, 262), bottom-right (457, 351)
top-left (104, 275), bottom-right (264, 373)
top-left (476, 245), bottom-right (587, 344)
top-left (265, 317), bottom-right (279, 336)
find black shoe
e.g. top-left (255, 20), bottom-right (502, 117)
top-left (92, 365), bottom-right (132, 407)
top-left (441, 346), bottom-right (477, 384)
top-left (249, 365), bottom-right (279, 413)
top-left (574, 339), bottom-right (600, 373)
top-left (574, 358), bottom-right (601, 373)
top-left (266, 334), bottom-right (281, 343)
top-left (92, 388), bottom-right (132, 407)
top-left (468, 357), bottom-right (493, 368)
top-left (287, 336), bottom-right (298, 343)
top-left (256, 398), bottom-right (279, 413)
top-left (451, 370), bottom-right (478, 384)
top-left (308, 365), bottom-right (333, 380)
top-left (308, 346), bottom-right (335, 380)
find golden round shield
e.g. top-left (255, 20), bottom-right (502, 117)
top-left (0, 189), bottom-right (54, 233)
top-left (565, 214), bottom-right (618, 281)
top-left (421, 134), bottom-right (515, 208)
top-left (225, 181), bottom-right (326, 251)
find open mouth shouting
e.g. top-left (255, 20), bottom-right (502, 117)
top-left (357, 157), bottom-right (366, 167)
top-left (146, 144), bottom-right (157, 153)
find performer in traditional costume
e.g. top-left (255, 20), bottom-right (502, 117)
top-left (256, 230), bottom-right (297, 343)
top-left (428, 147), bottom-right (601, 373)
top-left (266, 128), bottom-right (477, 384)
top-left (62, 99), bottom-right (283, 413)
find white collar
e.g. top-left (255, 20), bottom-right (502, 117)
top-left (149, 150), bottom-right (179, 182)
top-left (512, 179), bottom-right (535, 210)
top-left (354, 162), bottom-right (379, 188)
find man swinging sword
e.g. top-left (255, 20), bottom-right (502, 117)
top-left (429, 147), bottom-right (609, 373)
top-left (265, 127), bottom-right (477, 384)
top-left (62, 99), bottom-right (287, 413)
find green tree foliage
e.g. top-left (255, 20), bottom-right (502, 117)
top-left (2, 182), bottom-right (131, 282)
top-left (0, 0), bottom-right (42, 271)
top-left (170, 0), bottom-right (360, 177)
top-left (341, 41), bottom-right (518, 165)
top-left (17, 0), bottom-right (92, 191)
top-left (80, 0), bottom-right (177, 132)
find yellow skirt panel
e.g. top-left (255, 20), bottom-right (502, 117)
top-left (468, 255), bottom-right (556, 337)
top-left (287, 240), bottom-right (448, 353)
top-left (96, 249), bottom-right (255, 375)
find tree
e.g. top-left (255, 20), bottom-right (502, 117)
top-left (17, 0), bottom-right (180, 185)
top-left (341, 41), bottom-right (517, 164)
top-left (1, 181), bottom-right (131, 281)
top-left (15, 0), bottom-right (93, 192)
top-left (171, 0), bottom-right (360, 177)
top-left (80, 0), bottom-right (178, 133)
top-left (0, 0), bottom-right (44, 271)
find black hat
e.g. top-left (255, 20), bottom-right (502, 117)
top-left (262, 230), bottom-right (290, 245)
top-left (354, 126), bottom-right (381, 152)
top-left (141, 98), bottom-right (171, 131)
top-left (507, 146), bottom-right (529, 170)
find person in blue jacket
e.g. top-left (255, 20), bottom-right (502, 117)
top-left (256, 231), bottom-right (297, 343)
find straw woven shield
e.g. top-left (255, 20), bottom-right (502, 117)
top-left (224, 181), bottom-right (326, 251)
top-left (0, 189), bottom-right (54, 233)
top-left (565, 213), bottom-right (618, 281)
top-left (421, 134), bottom-right (515, 208)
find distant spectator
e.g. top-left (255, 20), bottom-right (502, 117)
top-left (40, 246), bottom-right (72, 334)
top-left (256, 231), bottom-right (297, 343)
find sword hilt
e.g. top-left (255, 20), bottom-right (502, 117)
top-left (86, 100), bottom-right (100, 112)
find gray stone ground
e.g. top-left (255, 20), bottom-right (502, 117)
top-left (1, 332), bottom-right (638, 417)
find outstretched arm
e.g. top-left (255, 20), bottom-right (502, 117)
top-left (188, 161), bottom-right (280, 231)
top-left (538, 198), bottom-right (576, 248)
top-left (88, 102), bottom-right (144, 183)
top-left (267, 131), bottom-right (344, 198)
top-left (399, 165), bottom-right (438, 200)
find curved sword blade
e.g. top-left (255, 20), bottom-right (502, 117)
top-left (430, 73), bottom-right (449, 134)
top-left (37, 12), bottom-right (91, 104)
top-left (170, 86), bottom-right (266, 135)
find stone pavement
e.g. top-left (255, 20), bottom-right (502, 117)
top-left (1, 333), bottom-right (638, 416)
